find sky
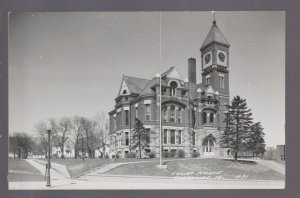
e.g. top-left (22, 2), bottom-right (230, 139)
top-left (8, 12), bottom-right (285, 147)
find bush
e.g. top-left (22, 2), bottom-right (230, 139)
top-left (191, 151), bottom-right (200, 158)
top-left (126, 152), bottom-right (137, 158)
top-left (163, 151), bottom-right (170, 158)
top-left (178, 149), bottom-right (185, 158)
top-left (170, 150), bottom-right (176, 158)
top-left (149, 151), bottom-right (156, 158)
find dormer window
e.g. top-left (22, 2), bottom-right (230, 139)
top-left (170, 81), bottom-right (178, 97)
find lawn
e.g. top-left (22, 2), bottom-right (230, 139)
top-left (38, 157), bottom-right (158, 178)
top-left (8, 158), bottom-right (45, 182)
top-left (105, 158), bottom-right (285, 180)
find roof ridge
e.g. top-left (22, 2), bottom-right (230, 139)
top-left (123, 75), bottom-right (150, 81)
top-left (139, 78), bottom-right (156, 96)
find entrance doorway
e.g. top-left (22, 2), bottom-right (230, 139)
top-left (202, 135), bottom-right (215, 156)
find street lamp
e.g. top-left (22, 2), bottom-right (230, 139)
top-left (45, 121), bottom-right (52, 187)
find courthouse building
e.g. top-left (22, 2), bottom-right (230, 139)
top-left (108, 19), bottom-right (231, 158)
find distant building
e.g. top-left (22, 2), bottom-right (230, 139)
top-left (264, 147), bottom-right (277, 160)
top-left (52, 143), bottom-right (75, 158)
top-left (108, 19), bottom-right (231, 158)
top-left (276, 145), bottom-right (285, 161)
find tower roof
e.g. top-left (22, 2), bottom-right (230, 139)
top-left (200, 20), bottom-right (230, 50)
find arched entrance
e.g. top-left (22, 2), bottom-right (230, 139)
top-left (202, 134), bottom-right (216, 156)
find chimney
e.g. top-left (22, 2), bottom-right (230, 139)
top-left (188, 58), bottom-right (196, 84)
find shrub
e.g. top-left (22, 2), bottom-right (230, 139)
top-left (126, 152), bottom-right (137, 158)
top-left (149, 151), bottom-right (156, 158)
top-left (163, 151), bottom-right (170, 158)
top-left (191, 151), bottom-right (200, 158)
top-left (170, 150), bottom-right (176, 158)
top-left (178, 149), bottom-right (185, 158)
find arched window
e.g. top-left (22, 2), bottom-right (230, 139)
top-left (203, 138), bottom-right (215, 152)
top-left (170, 81), bottom-right (178, 97)
top-left (170, 105), bottom-right (175, 122)
top-left (123, 90), bottom-right (127, 94)
top-left (162, 106), bottom-right (168, 122)
top-left (202, 112), bottom-right (207, 124)
top-left (177, 107), bottom-right (182, 123)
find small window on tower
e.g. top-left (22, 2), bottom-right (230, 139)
top-left (205, 76), bottom-right (210, 85)
top-left (219, 74), bottom-right (225, 89)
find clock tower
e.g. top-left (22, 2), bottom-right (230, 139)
top-left (200, 19), bottom-right (230, 97)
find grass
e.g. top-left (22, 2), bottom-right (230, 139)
top-left (8, 158), bottom-right (45, 182)
top-left (105, 158), bottom-right (285, 180)
top-left (38, 157), bottom-right (158, 178)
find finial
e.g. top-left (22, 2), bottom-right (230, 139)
top-left (212, 11), bottom-right (216, 24)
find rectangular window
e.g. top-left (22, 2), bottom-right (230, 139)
top-left (163, 129), bottom-right (168, 144)
top-left (125, 132), bottom-right (129, 146)
top-left (177, 107), bottom-right (182, 123)
top-left (206, 76), bottom-right (210, 85)
top-left (113, 117), bottom-right (116, 130)
top-left (219, 75), bottom-right (225, 89)
top-left (135, 107), bottom-right (138, 119)
top-left (146, 128), bottom-right (151, 144)
top-left (125, 110), bottom-right (129, 125)
top-left (170, 130), bottom-right (175, 144)
top-left (117, 112), bottom-right (121, 126)
top-left (177, 130), bottom-right (182, 144)
top-left (192, 132), bottom-right (195, 146)
top-left (145, 104), bottom-right (151, 121)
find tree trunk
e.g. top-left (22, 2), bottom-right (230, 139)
top-left (234, 151), bottom-right (238, 161)
top-left (61, 144), bottom-right (65, 159)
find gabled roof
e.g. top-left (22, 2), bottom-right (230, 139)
top-left (121, 75), bottom-right (149, 94)
top-left (200, 20), bottom-right (230, 50)
top-left (161, 66), bottom-right (183, 80)
top-left (139, 78), bottom-right (157, 96)
top-left (205, 84), bottom-right (215, 95)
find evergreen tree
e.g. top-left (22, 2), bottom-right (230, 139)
top-left (247, 122), bottom-right (266, 157)
top-left (220, 95), bottom-right (253, 161)
top-left (130, 118), bottom-right (150, 159)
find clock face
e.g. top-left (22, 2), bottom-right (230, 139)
top-left (205, 54), bottom-right (211, 64)
top-left (218, 52), bottom-right (225, 62)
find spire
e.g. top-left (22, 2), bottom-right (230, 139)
top-left (212, 11), bottom-right (216, 25)
top-left (200, 12), bottom-right (230, 50)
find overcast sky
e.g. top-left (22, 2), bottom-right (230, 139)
top-left (9, 11), bottom-right (285, 147)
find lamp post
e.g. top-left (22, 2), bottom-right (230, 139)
top-left (45, 121), bottom-right (52, 187)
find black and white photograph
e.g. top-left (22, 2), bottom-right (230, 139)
top-left (8, 11), bottom-right (285, 189)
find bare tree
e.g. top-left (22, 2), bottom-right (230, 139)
top-left (9, 135), bottom-right (17, 158)
top-left (9, 132), bottom-right (35, 159)
top-left (52, 117), bottom-right (73, 159)
top-left (34, 120), bottom-right (49, 158)
top-left (94, 111), bottom-right (110, 158)
top-left (72, 115), bottom-right (83, 159)
top-left (80, 117), bottom-right (97, 158)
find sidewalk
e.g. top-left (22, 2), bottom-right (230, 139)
top-left (25, 159), bottom-right (67, 180)
top-left (255, 160), bottom-right (285, 175)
